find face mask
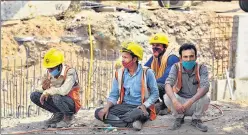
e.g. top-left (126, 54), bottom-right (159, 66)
top-left (182, 60), bottom-right (196, 70)
top-left (152, 47), bottom-right (163, 54)
top-left (152, 47), bottom-right (165, 58)
top-left (50, 68), bottom-right (60, 77)
top-left (122, 60), bottom-right (135, 68)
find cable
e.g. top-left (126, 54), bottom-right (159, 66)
top-left (202, 104), bottom-right (224, 122)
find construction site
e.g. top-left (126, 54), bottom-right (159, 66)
top-left (1, 1), bottom-right (248, 134)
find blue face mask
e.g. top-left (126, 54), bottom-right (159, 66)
top-left (50, 68), bottom-right (60, 77)
top-left (182, 60), bottom-right (196, 70)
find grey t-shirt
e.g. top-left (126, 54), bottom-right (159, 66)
top-left (165, 64), bottom-right (210, 98)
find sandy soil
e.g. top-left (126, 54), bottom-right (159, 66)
top-left (1, 1), bottom-right (248, 134)
top-left (1, 100), bottom-right (248, 134)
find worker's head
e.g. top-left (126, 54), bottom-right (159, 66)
top-left (43, 48), bottom-right (64, 77)
top-left (179, 43), bottom-right (197, 70)
top-left (149, 33), bottom-right (169, 57)
top-left (120, 42), bottom-right (143, 68)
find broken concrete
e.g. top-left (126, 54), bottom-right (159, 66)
top-left (1, 1), bottom-right (71, 21)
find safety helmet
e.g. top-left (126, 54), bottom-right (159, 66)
top-left (42, 48), bottom-right (64, 68)
top-left (149, 33), bottom-right (169, 47)
top-left (120, 42), bottom-right (143, 60)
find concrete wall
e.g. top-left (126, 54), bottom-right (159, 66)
top-left (1, 1), bottom-right (71, 21)
top-left (235, 80), bottom-right (248, 100)
top-left (234, 15), bottom-right (248, 79)
top-left (212, 79), bottom-right (248, 101)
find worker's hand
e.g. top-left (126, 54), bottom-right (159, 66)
top-left (183, 99), bottom-right (194, 110)
top-left (40, 93), bottom-right (49, 105)
top-left (42, 79), bottom-right (51, 90)
top-left (137, 104), bottom-right (149, 116)
top-left (114, 58), bottom-right (122, 70)
top-left (98, 107), bottom-right (109, 121)
top-left (172, 100), bottom-right (185, 114)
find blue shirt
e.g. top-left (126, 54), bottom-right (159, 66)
top-left (107, 64), bottom-right (159, 108)
top-left (144, 54), bottom-right (180, 84)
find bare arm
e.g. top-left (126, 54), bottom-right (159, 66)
top-left (164, 64), bottom-right (178, 103)
top-left (165, 83), bottom-right (178, 103)
top-left (165, 64), bottom-right (185, 113)
top-left (104, 101), bottom-right (114, 110)
top-left (191, 87), bottom-right (209, 103)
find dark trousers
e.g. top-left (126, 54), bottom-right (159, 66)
top-left (157, 83), bottom-right (167, 109)
top-left (95, 103), bottom-right (149, 127)
top-left (30, 91), bottom-right (75, 116)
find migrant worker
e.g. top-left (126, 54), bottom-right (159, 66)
top-left (144, 33), bottom-right (179, 115)
top-left (95, 42), bottom-right (159, 131)
top-left (30, 48), bottom-right (81, 128)
top-left (164, 43), bottom-right (210, 132)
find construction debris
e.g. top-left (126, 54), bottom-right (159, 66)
top-left (1, 1), bottom-right (247, 134)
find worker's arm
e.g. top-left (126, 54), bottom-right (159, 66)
top-left (106, 77), bottom-right (120, 107)
top-left (33, 73), bottom-right (49, 93)
top-left (165, 64), bottom-right (185, 113)
top-left (97, 77), bottom-right (120, 120)
top-left (143, 69), bottom-right (159, 108)
top-left (190, 65), bottom-right (210, 103)
top-left (33, 86), bottom-right (44, 93)
top-left (157, 55), bottom-right (180, 83)
top-left (164, 64), bottom-right (178, 103)
top-left (144, 56), bottom-right (153, 67)
top-left (43, 68), bottom-right (77, 96)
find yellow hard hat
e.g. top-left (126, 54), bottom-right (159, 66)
top-left (120, 42), bottom-right (143, 60)
top-left (149, 33), bottom-right (169, 46)
top-left (42, 48), bottom-right (64, 68)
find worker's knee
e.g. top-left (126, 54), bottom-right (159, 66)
top-left (52, 94), bottom-right (62, 105)
top-left (197, 95), bottom-right (210, 111)
top-left (30, 92), bottom-right (42, 103)
top-left (122, 108), bottom-right (144, 123)
top-left (132, 108), bottom-right (143, 116)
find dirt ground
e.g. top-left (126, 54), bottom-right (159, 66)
top-left (1, 100), bottom-right (248, 134)
top-left (1, 1), bottom-right (248, 134)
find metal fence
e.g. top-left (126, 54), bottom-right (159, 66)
top-left (0, 48), bottom-right (121, 118)
top-left (210, 15), bottom-right (235, 80)
top-left (177, 15), bottom-right (235, 80)
top-left (0, 15), bottom-right (235, 119)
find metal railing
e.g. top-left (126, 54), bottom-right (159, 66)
top-left (0, 15), bottom-right (236, 119)
top-left (1, 48), bottom-right (120, 118)
top-left (176, 15), bottom-right (235, 80)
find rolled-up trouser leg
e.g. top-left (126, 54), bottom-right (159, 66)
top-left (95, 105), bottom-right (130, 127)
top-left (94, 104), bottom-right (149, 127)
top-left (95, 107), bottom-right (127, 127)
top-left (120, 108), bottom-right (149, 123)
top-left (51, 94), bottom-right (75, 116)
top-left (30, 92), bottom-right (60, 113)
